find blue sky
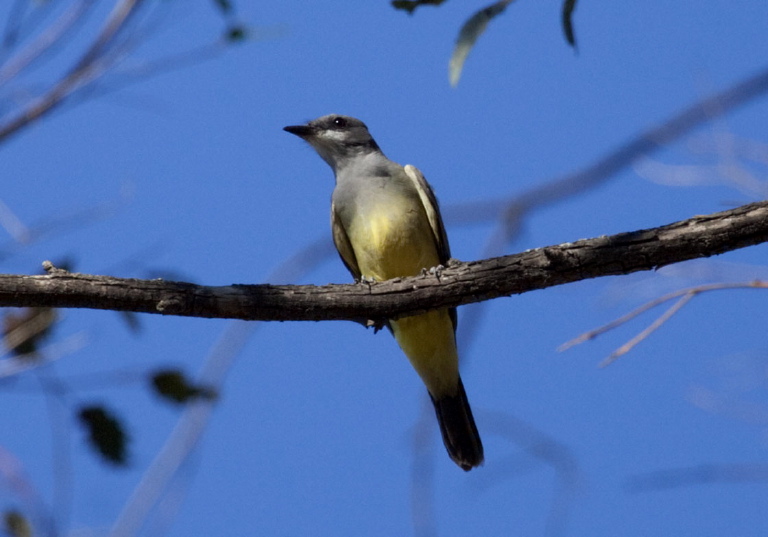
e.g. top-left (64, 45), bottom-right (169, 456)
top-left (2, 1), bottom-right (768, 536)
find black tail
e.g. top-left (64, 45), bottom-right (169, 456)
top-left (430, 377), bottom-right (484, 471)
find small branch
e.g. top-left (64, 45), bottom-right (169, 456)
top-left (600, 292), bottom-right (694, 367)
top-left (0, 201), bottom-right (767, 322)
top-left (559, 280), bottom-right (768, 365)
top-left (626, 463), bottom-right (768, 492)
top-left (0, 0), bottom-right (96, 86)
top-left (449, 65), bottom-right (768, 243)
top-left (0, 0), bottom-right (147, 143)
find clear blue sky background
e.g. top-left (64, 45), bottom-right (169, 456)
top-left (2, 1), bottom-right (768, 536)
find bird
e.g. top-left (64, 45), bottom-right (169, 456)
top-left (284, 114), bottom-right (483, 471)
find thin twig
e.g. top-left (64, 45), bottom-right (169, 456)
top-left (627, 463), bottom-right (768, 492)
top-left (73, 39), bottom-right (229, 105)
top-left (0, 0), bottom-right (96, 86)
top-left (447, 66), bottom-right (768, 237)
top-left (599, 292), bottom-right (694, 367)
top-left (1, 0), bottom-right (32, 52)
top-left (0, 0), bottom-right (147, 143)
top-left (0, 196), bottom-right (31, 243)
top-left (0, 186), bottom-right (131, 263)
top-left (559, 281), bottom-right (768, 365)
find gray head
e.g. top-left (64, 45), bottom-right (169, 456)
top-left (283, 115), bottom-right (382, 171)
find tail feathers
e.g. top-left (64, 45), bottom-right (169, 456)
top-left (430, 377), bottom-right (484, 471)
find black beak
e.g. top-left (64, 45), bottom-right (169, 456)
top-left (283, 124), bottom-right (313, 137)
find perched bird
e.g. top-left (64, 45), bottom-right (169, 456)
top-left (284, 115), bottom-right (483, 471)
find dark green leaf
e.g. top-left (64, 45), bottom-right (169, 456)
top-left (151, 369), bottom-right (218, 405)
top-left (391, 0), bottom-right (447, 15)
top-left (78, 405), bottom-right (128, 465)
top-left (562, 0), bottom-right (578, 48)
top-left (212, 0), bottom-right (233, 14)
top-left (4, 510), bottom-right (31, 537)
top-left (226, 25), bottom-right (247, 42)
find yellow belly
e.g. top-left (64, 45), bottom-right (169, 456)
top-left (352, 209), bottom-right (440, 280)
top-left (347, 204), bottom-right (458, 398)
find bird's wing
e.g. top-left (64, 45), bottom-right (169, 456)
top-left (331, 201), bottom-right (362, 280)
top-left (403, 164), bottom-right (451, 264)
top-left (403, 164), bottom-right (457, 332)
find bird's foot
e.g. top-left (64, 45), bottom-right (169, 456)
top-left (356, 275), bottom-right (377, 290)
top-left (422, 264), bottom-right (446, 281)
top-left (365, 318), bottom-right (389, 333)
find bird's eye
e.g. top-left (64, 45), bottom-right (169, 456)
top-left (333, 117), bottom-right (347, 128)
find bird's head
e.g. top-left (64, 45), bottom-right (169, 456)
top-left (284, 115), bottom-right (381, 170)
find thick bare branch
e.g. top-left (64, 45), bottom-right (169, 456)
top-left (1, 201), bottom-right (766, 322)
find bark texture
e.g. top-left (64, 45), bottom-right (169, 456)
top-left (1, 201), bottom-right (766, 322)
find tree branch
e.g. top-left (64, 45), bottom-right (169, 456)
top-left (449, 65), bottom-right (768, 244)
top-left (0, 0), bottom-right (147, 143)
top-left (1, 201), bottom-right (767, 322)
